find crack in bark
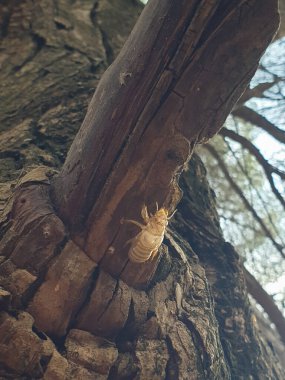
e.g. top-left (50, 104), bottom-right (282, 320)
top-left (13, 32), bottom-right (46, 73)
top-left (165, 335), bottom-right (179, 380)
top-left (90, 1), bottom-right (114, 65)
top-left (71, 264), bottom-right (101, 326)
top-left (97, 278), bottom-right (120, 322)
top-left (178, 314), bottom-right (210, 380)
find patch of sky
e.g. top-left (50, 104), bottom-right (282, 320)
top-left (241, 37), bottom-right (285, 161)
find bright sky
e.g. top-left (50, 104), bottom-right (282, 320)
top-left (265, 274), bottom-right (285, 294)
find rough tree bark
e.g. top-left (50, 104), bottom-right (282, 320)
top-left (0, 1), bottom-right (284, 379)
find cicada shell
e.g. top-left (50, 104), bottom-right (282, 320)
top-left (123, 204), bottom-right (173, 263)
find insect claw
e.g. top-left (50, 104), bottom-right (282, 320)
top-left (124, 238), bottom-right (133, 247)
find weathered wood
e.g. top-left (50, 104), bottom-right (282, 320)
top-left (28, 240), bottom-right (96, 337)
top-left (0, 167), bottom-right (65, 272)
top-left (52, 0), bottom-right (212, 224)
top-left (0, 312), bottom-right (49, 377)
top-left (0, 167), bottom-right (66, 309)
top-left (51, 0), bottom-right (279, 288)
top-left (76, 269), bottom-right (131, 337)
top-left (135, 339), bottom-right (169, 380)
top-left (43, 350), bottom-right (69, 380)
top-left (65, 329), bottom-right (118, 375)
top-left (0, 288), bottom-right (11, 311)
top-left (1, 268), bottom-right (36, 308)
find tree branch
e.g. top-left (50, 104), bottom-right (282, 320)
top-left (220, 127), bottom-right (285, 210)
top-left (244, 265), bottom-right (285, 345)
top-left (221, 135), bottom-right (283, 240)
top-left (232, 106), bottom-right (285, 144)
top-left (50, 0), bottom-right (280, 287)
top-left (204, 144), bottom-right (285, 259)
top-left (236, 80), bottom-right (280, 106)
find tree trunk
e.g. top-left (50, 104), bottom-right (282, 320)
top-left (0, 1), bottom-right (284, 379)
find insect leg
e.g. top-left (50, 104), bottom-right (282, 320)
top-left (124, 237), bottom-right (134, 247)
top-left (149, 248), bottom-right (159, 261)
top-left (141, 204), bottom-right (150, 223)
top-left (168, 209), bottom-right (177, 219)
top-left (122, 218), bottom-right (145, 230)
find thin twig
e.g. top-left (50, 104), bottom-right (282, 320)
top-left (204, 144), bottom-right (285, 259)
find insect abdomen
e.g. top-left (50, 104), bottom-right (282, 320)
top-left (128, 230), bottom-right (164, 263)
top-left (124, 206), bottom-right (169, 263)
